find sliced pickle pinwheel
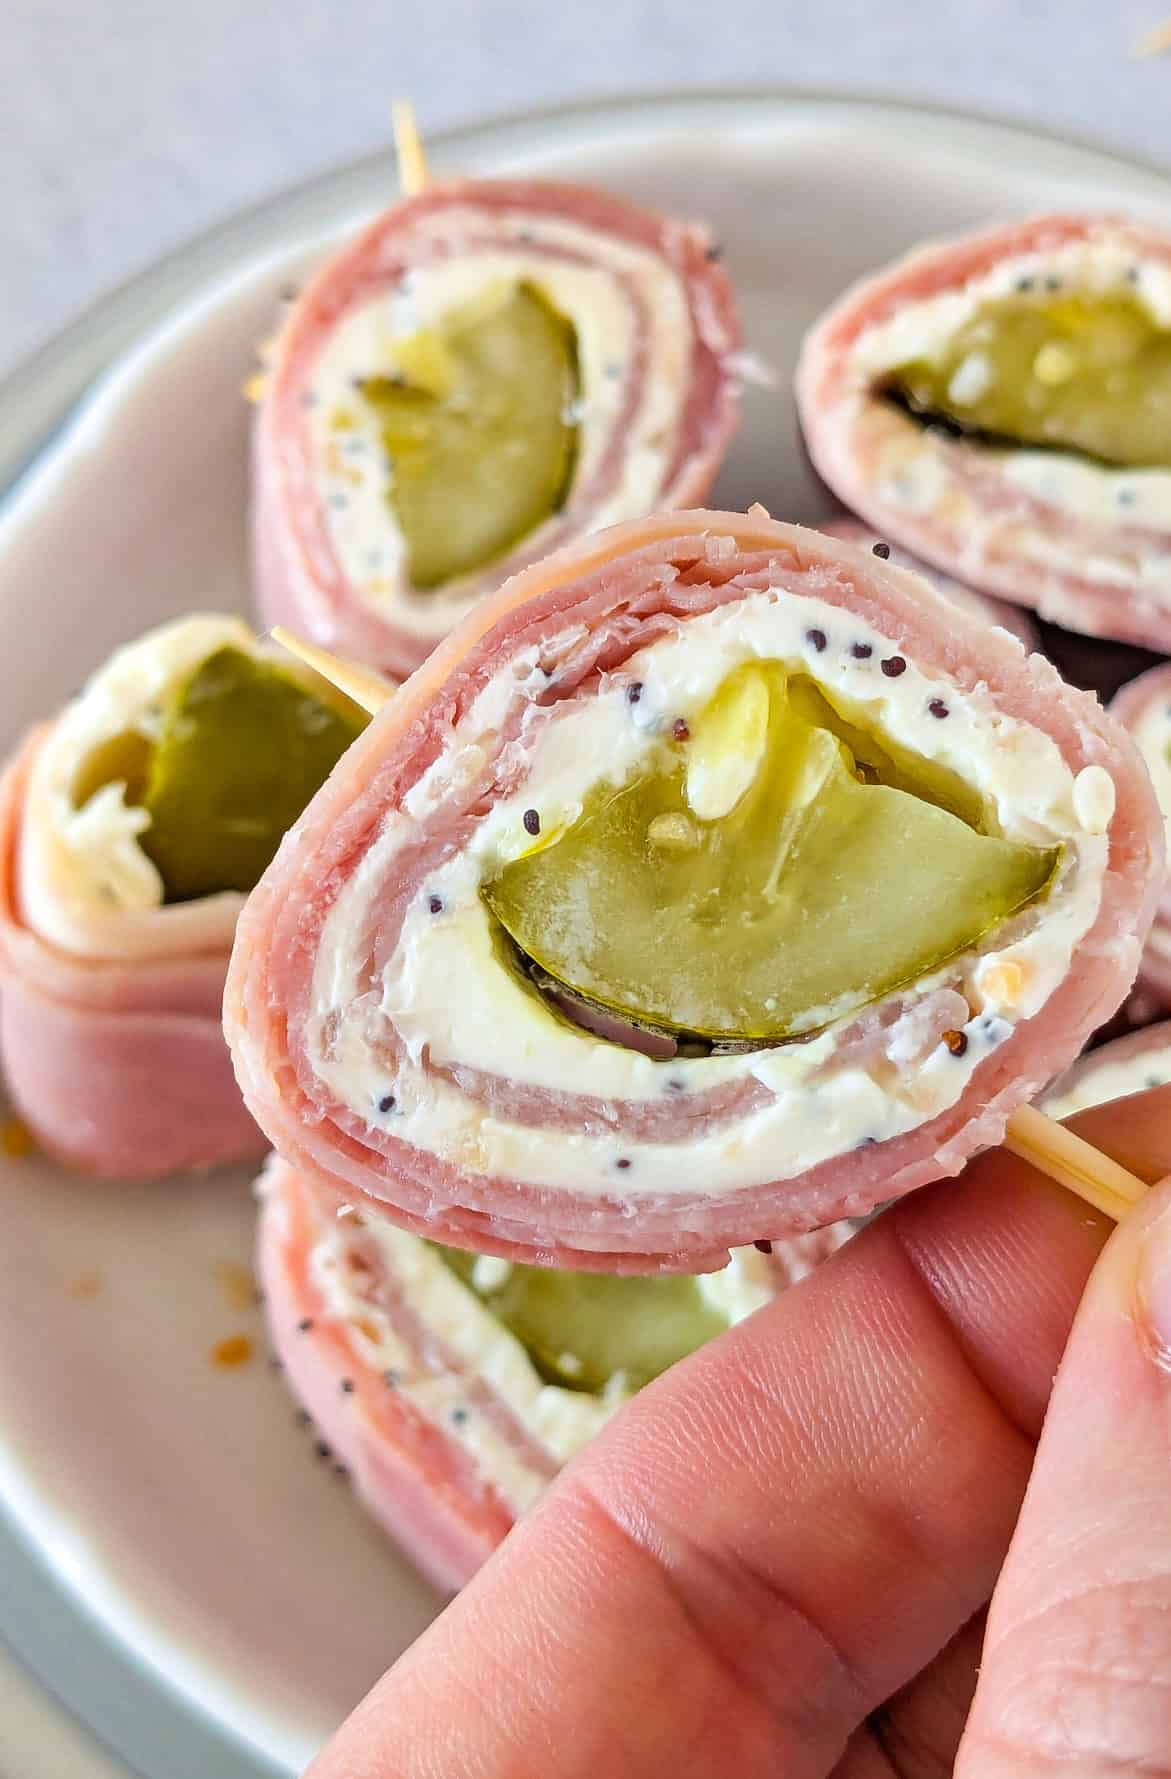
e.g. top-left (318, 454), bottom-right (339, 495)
top-left (798, 215), bottom-right (1171, 651)
top-left (0, 615), bottom-right (368, 1177)
top-left (225, 512), bottom-right (1163, 1272)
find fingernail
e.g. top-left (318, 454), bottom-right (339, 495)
top-left (1137, 1204), bottom-right (1171, 1369)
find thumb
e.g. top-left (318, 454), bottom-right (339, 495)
top-left (957, 1168), bottom-right (1171, 1778)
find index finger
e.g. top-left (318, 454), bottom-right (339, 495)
top-left (308, 1091), bottom-right (1171, 1779)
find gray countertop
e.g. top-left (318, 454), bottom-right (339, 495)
top-left (3, 0), bottom-right (1171, 376)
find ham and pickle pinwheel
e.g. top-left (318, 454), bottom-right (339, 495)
top-left (798, 215), bottom-right (1171, 650)
top-left (0, 616), bottom-right (366, 1177)
top-left (253, 178), bottom-right (741, 676)
top-left (258, 1155), bottom-right (853, 1591)
top-left (226, 512), bottom-right (1163, 1269)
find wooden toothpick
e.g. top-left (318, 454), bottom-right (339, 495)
top-left (270, 627), bottom-right (395, 715)
top-left (276, 627), bottom-right (1156, 1223)
top-left (393, 99), bottom-right (429, 197)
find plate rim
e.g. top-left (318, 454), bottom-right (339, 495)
top-left (4, 80), bottom-right (1171, 494)
top-left (1, 79), bottom-right (1170, 1779)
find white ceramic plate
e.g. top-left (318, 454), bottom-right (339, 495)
top-left (2, 90), bottom-right (1170, 1779)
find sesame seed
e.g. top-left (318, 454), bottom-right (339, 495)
top-left (523, 808), bottom-right (540, 836)
top-left (850, 641), bottom-right (873, 660)
top-left (315, 1440), bottom-right (332, 1460)
top-left (672, 718), bottom-right (691, 741)
top-left (384, 1369), bottom-right (401, 1388)
top-left (806, 627), bottom-right (828, 653)
top-left (871, 540), bottom-right (891, 559)
top-left (706, 243), bottom-right (724, 262)
top-left (1015, 276), bottom-right (1035, 292)
top-left (451, 1406), bottom-right (470, 1425)
top-left (378, 1093), bottom-right (396, 1114)
top-left (297, 1316), bottom-right (314, 1333)
top-left (280, 283), bottom-right (300, 302)
top-left (666, 1077), bottom-right (686, 1093)
top-left (1118, 489), bottom-right (1136, 507)
top-left (333, 1463), bottom-right (349, 1478)
top-left (881, 655), bottom-right (907, 678)
top-left (627, 682), bottom-right (644, 705)
top-left (340, 1378), bottom-right (355, 1395)
top-left (753, 1239), bottom-right (773, 1254)
top-left (428, 895), bottom-right (444, 914)
top-left (1126, 265), bottom-right (1141, 284)
top-left (296, 1409), bottom-right (312, 1427)
top-left (1045, 275), bottom-right (1061, 291)
top-left (942, 1029), bottom-right (969, 1057)
top-left (928, 698), bottom-right (950, 719)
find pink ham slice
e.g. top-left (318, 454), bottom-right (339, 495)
top-left (818, 517), bottom-right (1039, 650)
top-left (0, 733), bottom-right (263, 1178)
top-left (257, 1154), bottom-right (854, 1593)
top-left (253, 178), bottom-right (741, 679)
top-left (797, 215), bottom-right (1171, 652)
top-left (224, 511), bottom-right (1164, 1272)
top-left (1112, 662), bottom-right (1171, 1012)
top-left (1043, 1020), bottom-right (1171, 1118)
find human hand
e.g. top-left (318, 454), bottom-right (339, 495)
top-left (308, 1088), bottom-right (1171, 1778)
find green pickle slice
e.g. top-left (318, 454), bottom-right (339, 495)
top-left (360, 282), bottom-right (580, 589)
top-left (437, 1246), bottom-right (728, 1393)
top-left (885, 292), bottom-right (1171, 468)
top-left (76, 646), bottom-right (366, 903)
top-left (485, 663), bottom-right (1059, 1043)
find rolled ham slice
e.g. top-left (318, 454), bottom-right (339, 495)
top-left (818, 517), bottom-right (1039, 649)
top-left (0, 615), bottom-right (363, 1179)
top-left (1042, 1020), bottom-right (1171, 1119)
top-left (253, 178), bottom-right (741, 678)
top-left (1112, 662), bottom-right (1171, 1010)
top-left (225, 511), bottom-right (1163, 1271)
top-left (797, 215), bottom-right (1171, 651)
top-left (257, 1154), bottom-right (853, 1591)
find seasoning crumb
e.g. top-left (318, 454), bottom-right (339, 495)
top-left (850, 641), bottom-right (873, 660)
top-left (297, 1316), bottom-right (315, 1333)
top-left (212, 1259), bottom-right (258, 1312)
top-left (753, 1239), bottom-right (773, 1254)
top-left (523, 808), bottom-right (541, 836)
top-left (66, 1269), bottom-right (103, 1300)
top-left (451, 1407), bottom-right (469, 1426)
top-left (672, 718), bottom-right (691, 742)
top-left (615, 1156), bottom-right (632, 1170)
top-left (806, 627), bottom-right (828, 653)
top-left (1, 1117), bottom-right (35, 1158)
top-left (881, 655), bottom-right (907, 678)
top-left (378, 1092), bottom-right (397, 1114)
top-left (1015, 276), bottom-right (1035, 292)
top-left (384, 1369), bottom-right (401, 1388)
top-left (211, 1334), bottom-right (254, 1370)
top-left (315, 1440), bottom-right (332, 1460)
top-left (705, 243), bottom-right (725, 262)
top-left (942, 1029), bottom-right (969, 1058)
top-left (928, 698), bottom-right (950, 720)
top-left (871, 540), bottom-right (891, 560)
top-left (333, 1463), bottom-right (349, 1478)
top-left (340, 1377), bottom-right (355, 1395)
top-left (296, 1409), bottom-right (312, 1427)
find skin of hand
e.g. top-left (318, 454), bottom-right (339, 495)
top-left (307, 1086), bottom-right (1171, 1779)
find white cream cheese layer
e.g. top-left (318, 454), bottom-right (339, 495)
top-left (18, 615), bottom-right (250, 961)
top-left (1131, 692), bottom-right (1171, 857)
top-left (847, 236), bottom-right (1171, 594)
top-left (308, 575), bottom-right (1113, 1202)
top-left (310, 1209), bottom-right (776, 1517)
top-left (1043, 1035), bottom-right (1171, 1120)
top-left (305, 212), bottom-right (694, 640)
